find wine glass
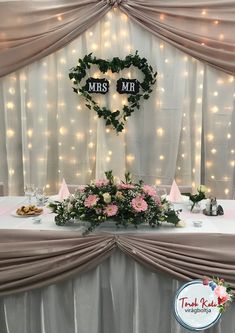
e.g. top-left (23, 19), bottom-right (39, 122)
top-left (156, 187), bottom-right (167, 199)
top-left (24, 184), bottom-right (35, 204)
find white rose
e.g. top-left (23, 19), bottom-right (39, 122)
top-left (176, 220), bottom-right (186, 228)
top-left (197, 185), bottom-right (207, 193)
top-left (103, 192), bottom-right (111, 203)
top-left (67, 203), bottom-right (73, 212)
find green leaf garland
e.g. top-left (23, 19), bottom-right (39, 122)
top-left (69, 51), bottom-right (157, 133)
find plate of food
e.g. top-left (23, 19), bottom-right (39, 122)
top-left (12, 205), bottom-right (43, 217)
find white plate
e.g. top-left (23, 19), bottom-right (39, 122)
top-left (11, 210), bottom-right (43, 218)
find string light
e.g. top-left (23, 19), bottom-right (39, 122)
top-left (206, 161), bottom-right (213, 168)
top-left (76, 132), bottom-right (84, 141)
top-left (9, 169), bottom-right (15, 176)
top-left (211, 106), bottom-right (218, 113)
top-left (88, 142), bottom-right (94, 148)
top-left (156, 128), bottom-right (164, 136)
top-left (126, 154), bottom-right (135, 163)
top-left (59, 127), bottom-right (67, 135)
top-left (8, 88), bottom-right (15, 95)
top-left (27, 129), bottom-right (33, 138)
top-left (7, 129), bottom-right (15, 138)
top-left (26, 101), bottom-right (32, 109)
top-left (207, 134), bottom-right (214, 141)
top-left (6, 102), bottom-right (14, 109)
top-left (91, 43), bottom-right (98, 50)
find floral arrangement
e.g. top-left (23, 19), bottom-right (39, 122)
top-left (188, 185), bottom-right (207, 211)
top-left (49, 171), bottom-right (180, 233)
top-left (203, 277), bottom-right (233, 312)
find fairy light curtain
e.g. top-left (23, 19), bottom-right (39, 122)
top-left (0, 3), bottom-right (234, 197)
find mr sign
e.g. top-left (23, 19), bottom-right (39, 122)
top-left (116, 78), bottom-right (140, 94)
top-left (174, 280), bottom-right (221, 331)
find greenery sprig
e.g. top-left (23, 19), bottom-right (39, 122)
top-left (69, 52), bottom-right (157, 133)
top-left (189, 185), bottom-right (207, 211)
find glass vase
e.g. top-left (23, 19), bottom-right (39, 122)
top-left (191, 202), bottom-right (201, 213)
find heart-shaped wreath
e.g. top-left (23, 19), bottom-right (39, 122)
top-left (69, 51), bottom-right (157, 133)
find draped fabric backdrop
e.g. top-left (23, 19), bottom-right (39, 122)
top-left (0, 1), bottom-right (235, 198)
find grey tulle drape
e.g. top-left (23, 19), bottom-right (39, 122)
top-left (0, 230), bottom-right (235, 296)
top-left (1, 0), bottom-right (235, 77)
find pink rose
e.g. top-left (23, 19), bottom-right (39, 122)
top-left (142, 185), bottom-right (157, 197)
top-left (94, 179), bottom-right (109, 187)
top-left (218, 294), bottom-right (229, 305)
top-left (77, 185), bottom-right (86, 192)
top-left (131, 196), bottom-right (148, 212)
top-left (84, 194), bottom-right (99, 208)
top-left (214, 285), bottom-right (228, 298)
top-left (117, 183), bottom-right (135, 190)
top-left (104, 204), bottom-right (118, 217)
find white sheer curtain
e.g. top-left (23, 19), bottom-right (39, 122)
top-left (1, 250), bottom-right (235, 333)
top-left (0, 8), bottom-right (234, 198)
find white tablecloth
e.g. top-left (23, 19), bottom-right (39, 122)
top-left (0, 196), bottom-right (235, 234)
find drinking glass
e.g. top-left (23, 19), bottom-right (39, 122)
top-left (24, 184), bottom-right (35, 204)
top-left (35, 187), bottom-right (46, 206)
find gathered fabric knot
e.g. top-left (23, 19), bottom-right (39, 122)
top-left (114, 235), bottom-right (120, 244)
top-left (106, 0), bottom-right (123, 6)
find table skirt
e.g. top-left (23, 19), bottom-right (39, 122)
top-left (0, 249), bottom-right (234, 333)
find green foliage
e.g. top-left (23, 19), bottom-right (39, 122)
top-left (189, 186), bottom-right (206, 211)
top-left (69, 51), bottom-right (157, 133)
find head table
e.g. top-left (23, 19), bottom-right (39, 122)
top-left (0, 196), bottom-right (235, 333)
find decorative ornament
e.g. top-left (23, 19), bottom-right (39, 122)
top-left (69, 51), bottom-right (157, 133)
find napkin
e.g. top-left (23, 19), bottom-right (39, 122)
top-left (169, 179), bottom-right (182, 202)
top-left (58, 178), bottom-right (70, 200)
